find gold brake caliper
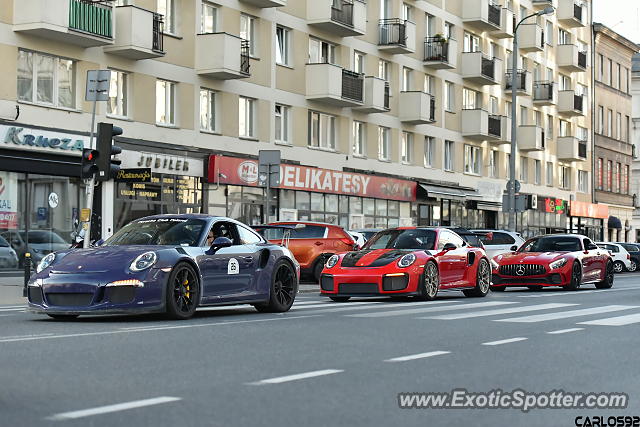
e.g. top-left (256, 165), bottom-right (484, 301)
top-left (183, 278), bottom-right (190, 299)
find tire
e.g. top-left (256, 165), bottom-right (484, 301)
top-left (254, 259), bottom-right (298, 313)
top-left (627, 259), bottom-right (637, 273)
top-left (562, 262), bottom-right (582, 291)
top-left (165, 262), bottom-right (200, 320)
top-left (47, 314), bottom-right (79, 320)
top-left (491, 286), bottom-right (506, 292)
top-left (416, 261), bottom-right (439, 301)
top-left (527, 286), bottom-right (543, 291)
top-left (463, 258), bottom-right (490, 298)
top-left (312, 257), bottom-right (327, 283)
top-left (329, 296), bottom-right (351, 302)
top-left (613, 261), bottom-right (625, 274)
top-left (595, 261), bottom-right (615, 289)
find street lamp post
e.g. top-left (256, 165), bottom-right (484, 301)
top-left (508, 6), bottom-right (555, 232)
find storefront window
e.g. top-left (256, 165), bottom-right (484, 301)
top-left (388, 201), bottom-right (399, 217)
top-left (325, 194), bottom-right (338, 213)
top-left (363, 198), bottom-right (375, 216)
top-left (349, 197), bottom-right (363, 214)
top-left (296, 191), bottom-right (310, 211)
top-left (280, 190), bottom-right (295, 209)
top-left (376, 199), bottom-right (387, 217)
top-left (311, 193), bottom-right (324, 211)
top-left (339, 196), bottom-right (349, 213)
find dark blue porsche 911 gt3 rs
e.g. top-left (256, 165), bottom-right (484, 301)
top-left (26, 214), bottom-right (300, 320)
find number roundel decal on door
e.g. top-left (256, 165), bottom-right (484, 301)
top-left (228, 258), bottom-right (239, 275)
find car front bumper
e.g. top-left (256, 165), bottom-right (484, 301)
top-left (319, 268), bottom-right (421, 297)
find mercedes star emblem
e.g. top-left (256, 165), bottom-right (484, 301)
top-left (516, 266), bottom-right (526, 276)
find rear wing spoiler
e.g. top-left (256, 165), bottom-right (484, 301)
top-left (251, 224), bottom-right (306, 249)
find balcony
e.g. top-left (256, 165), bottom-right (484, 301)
top-left (104, 6), bottom-right (164, 59)
top-left (195, 33), bottom-right (250, 79)
top-left (461, 109), bottom-right (509, 142)
top-left (558, 90), bottom-right (585, 116)
top-left (240, 0), bottom-right (286, 7)
top-left (398, 92), bottom-right (435, 124)
top-left (518, 125), bottom-right (545, 151)
top-left (532, 0), bottom-right (554, 9)
top-left (491, 7), bottom-right (514, 38)
top-left (557, 44), bottom-right (587, 72)
top-left (307, 0), bottom-right (366, 37)
top-left (462, 0), bottom-right (502, 32)
top-left (378, 19), bottom-right (416, 54)
top-left (354, 77), bottom-right (389, 113)
top-left (13, 0), bottom-right (114, 47)
top-left (461, 52), bottom-right (502, 86)
top-left (533, 81), bottom-right (557, 105)
top-left (306, 63), bottom-right (364, 107)
top-left (423, 37), bottom-right (457, 69)
top-left (557, 0), bottom-right (585, 28)
top-left (519, 24), bottom-right (544, 53)
top-left (557, 136), bottom-right (588, 161)
top-left (504, 70), bottom-right (532, 96)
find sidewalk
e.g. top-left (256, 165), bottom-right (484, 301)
top-left (0, 276), bottom-right (26, 306)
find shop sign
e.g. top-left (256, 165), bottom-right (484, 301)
top-left (0, 172), bottom-right (18, 228)
top-left (570, 201), bottom-right (609, 219)
top-left (1, 125), bottom-right (88, 155)
top-left (208, 155), bottom-right (417, 202)
top-left (119, 150), bottom-right (204, 178)
top-left (541, 198), bottom-right (567, 215)
top-left (115, 168), bottom-right (152, 183)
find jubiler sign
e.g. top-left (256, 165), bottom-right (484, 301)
top-left (208, 155), bottom-right (417, 202)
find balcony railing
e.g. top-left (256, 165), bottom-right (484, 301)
top-left (424, 37), bottom-right (448, 62)
top-left (578, 140), bottom-right (587, 158)
top-left (152, 12), bottom-right (164, 52)
top-left (379, 19), bottom-right (407, 46)
top-left (534, 81), bottom-right (554, 101)
top-left (69, 0), bottom-right (113, 38)
top-left (505, 70), bottom-right (527, 91)
top-left (578, 50), bottom-right (587, 68)
top-left (342, 69), bottom-right (364, 102)
top-left (384, 82), bottom-right (390, 110)
top-left (573, 3), bottom-right (583, 22)
top-left (481, 56), bottom-right (496, 80)
top-left (574, 94), bottom-right (584, 112)
top-left (331, 0), bottom-right (354, 27)
top-left (488, 115), bottom-right (502, 137)
top-left (240, 39), bottom-right (251, 75)
top-left (488, 2), bottom-right (501, 26)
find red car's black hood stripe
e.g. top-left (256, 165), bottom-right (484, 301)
top-left (340, 249), bottom-right (414, 268)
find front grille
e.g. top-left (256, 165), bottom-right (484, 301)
top-left (382, 275), bottom-right (408, 291)
top-left (320, 275), bottom-right (334, 291)
top-left (339, 283), bottom-right (378, 294)
top-left (46, 293), bottom-right (93, 307)
top-left (107, 287), bottom-right (136, 304)
top-left (28, 287), bottom-right (43, 305)
top-left (499, 264), bottom-right (546, 276)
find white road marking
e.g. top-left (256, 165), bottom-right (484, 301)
top-left (482, 337), bottom-right (528, 346)
top-left (517, 287), bottom-right (638, 298)
top-left (347, 301), bottom-right (517, 318)
top-left (248, 369), bottom-right (344, 385)
top-left (546, 328), bottom-right (584, 334)
top-left (0, 308), bottom-right (27, 312)
top-left (422, 303), bottom-right (578, 320)
top-left (47, 396), bottom-right (181, 420)
top-left (0, 315), bottom-right (321, 343)
top-left (291, 301), bottom-right (385, 310)
top-left (495, 305), bottom-right (638, 323)
top-left (384, 351), bottom-right (450, 362)
top-left (305, 299), bottom-right (468, 314)
top-left (0, 305), bottom-right (27, 309)
top-left (0, 333), bottom-right (54, 340)
top-left (578, 313), bottom-right (640, 326)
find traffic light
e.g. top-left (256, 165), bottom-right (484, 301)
top-left (96, 122), bottom-right (123, 181)
top-left (81, 148), bottom-right (99, 179)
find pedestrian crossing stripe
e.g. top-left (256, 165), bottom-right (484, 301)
top-left (346, 301), bottom-right (517, 318)
top-left (578, 313), bottom-right (640, 326)
top-left (421, 303), bottom-right (579, 320)
top-left (494, 305), bottom-right (639, 323)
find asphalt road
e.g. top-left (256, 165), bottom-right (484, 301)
top-left (2, 274), bottom-right (640, 427)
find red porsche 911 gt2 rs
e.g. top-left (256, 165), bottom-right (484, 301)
top-left (320, 227), bottom-right (491, 301)
top-left (491, 234), bottom-right (614, 291)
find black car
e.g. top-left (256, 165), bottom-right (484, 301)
top-left (616, 242), bottom-right (640, 272)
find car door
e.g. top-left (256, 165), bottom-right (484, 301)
top-left (581, 238), bottom-right (598, 279)
top-left (446, 231), bottom-right (468, 284)
top-left (434, 231), bottom-right (463, 285)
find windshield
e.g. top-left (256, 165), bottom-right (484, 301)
top-left (105, 218), bottom-right (206, 246)
top-left (363, 229), bottom-right (436, 250)
top-left (459, 234), bottom-right (483, 247)
top-left (19, 231), bottom-right (66, 244)
top-left (519, 236), bottom-right (581, 253)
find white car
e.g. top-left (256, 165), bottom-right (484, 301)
top-left (596, 242), bottom-right (632, 273)
top-left (347, 231), bottom-right (366, 250)
top-left (472, 229), bottom-right (526, 259)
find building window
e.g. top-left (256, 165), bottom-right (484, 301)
top-left (239, 96), bottom-right (256, 138)
top-left (616, 112), bottom-right (622, 140)
top-left (598, 106), bottom-right (604, 134)
top-left (199, 88), bottom-right (216, 132)
top-left (546, 114), bottom-right (554, 139)
top-left (444, 22), bottom-right (453, 39)
top-left (520, 106), bottom-right (528, 126)
top-left (352, 121), bottom-right (366, 156)
top-left (626, 115), bottom-right (630, 142)
top-left (623, 165), bottom-right (629, 194)
top-left (107, 70), bottom-right (127, 118)
top-left (201, 1), bottom-right (217, 33)
top-left (559, 119), bottom-right (570, 137)
top-left (463, 32), bottom-right (480, 52)
top-left (489, 150), bottom-right (498, 178)
top-left (401, 132), bottom-right (414, 164)
top-left (607, 109), bottom-right (613, 137)
top-left (156, 79), bottom-right (175, 125)
top-left (424, 136), bottom-right (434, 167)
top-left (577, 126), bottom-right (588, 142)
top-left (402, 67), bottom-right (413, 91)
top-left (444, 140), bottom-right (455, 172)
top-left (275, 104), bottom-right (290, 144)
top-left (309, 111), bottom-right (336, 150)
top-left (534, 159), bottom-right (541, 185)
top-left (309, 38), bottom-right (335, 64)
top-left (17, 50), bottom-right (75, 109)
top-left (377, 126), bottom-right (390, 161)
top-left (275, 26), bottom-right (291, 66)
top-left (607, 160), bottom-right (612, 191)
top-left (598, 53), bottom-right (604, 81)
top-left (560, 166), bottom-right (571, 190)
top-left (378, 59), bottom-right (390, 81)
top-left (616, 63), bottom-right (621, 89)
top-left (615, 162), bottom-right (621, 193)
top-left (578, 170), bottom-right (588, 193)
top-left (558, 28), bottom-right (570, 45)
top-left (158, 0), bottom-right (175, 34)
top-left (464, 145), bottom-right (481, 175)
top-left (545, 21), bottom-right (553, 44)
top-left (462, 88), bottom-right (478, 110)
top-left (546, 161), bottom-right (553, 186)
top-left (520, 157), bottom-right (528, 183)
top-left (597, 158), bottom-right (603, 190)
top-left (240, 14), bottom-right (257, 57)
top-left (354, 51), bottom-right (365, 74)
top-left (444, 81), bottom-right (454, 111)
top-left (424, 75), bottom-right (434, 95)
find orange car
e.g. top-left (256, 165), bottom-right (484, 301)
top-left (258, 222), bottom-right (356, 281)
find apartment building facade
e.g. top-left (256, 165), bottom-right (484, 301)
top-left (592, 23), bottom-right (637, 242)
top-left (631, 53), bottom-right (640, 241)
top-left (0, 0), bottom-right (597, 268)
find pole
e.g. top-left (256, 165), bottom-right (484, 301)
top-left (508, 28), bottom-right (518, 232)
top-left (265, 164), bottom-right (271, 224)
top-left (83, 100), bottom-right (97, 249)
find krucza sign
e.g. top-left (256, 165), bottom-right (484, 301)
top-left (3, 126), bottom-right (85, 151)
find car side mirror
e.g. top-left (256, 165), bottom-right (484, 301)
top-left (510, 245), bottom-right (518, 252)
top-left (443, 243), bottom-right (457, 251)
top-left (210, 236), bottom-right (233, 249)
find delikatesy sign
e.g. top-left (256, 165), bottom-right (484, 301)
top-left (208, 155), bottom-right (417, 202)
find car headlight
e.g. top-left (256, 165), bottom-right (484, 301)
top-left (325, 255), bottom-right (339, 269)
top-left (397, 253), bottom-right (416, 268)
top-left (490, 259), bottom-right (500, 270)
top-left (36, 253), bottom-right (55, 273)
top-left (129, 252), bottom-right (157, 272)
top-left (549, 258), bottom-right (568, 270)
